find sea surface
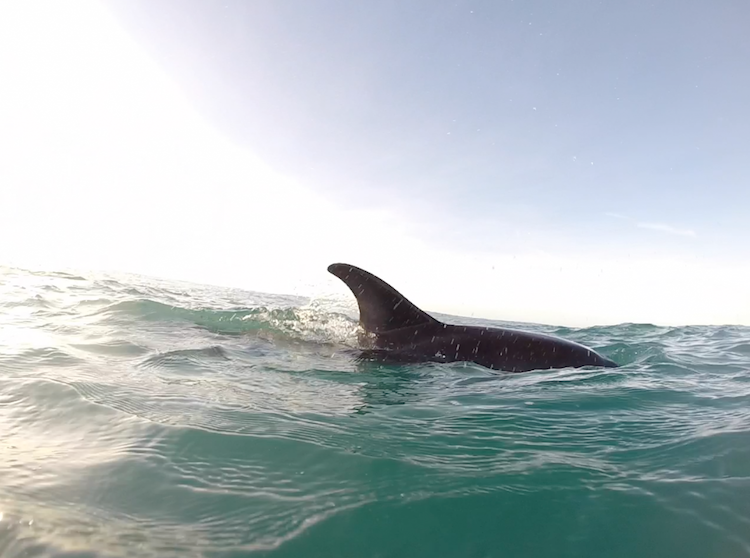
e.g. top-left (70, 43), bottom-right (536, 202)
top-left (1, 264), bottom-right (749, 558)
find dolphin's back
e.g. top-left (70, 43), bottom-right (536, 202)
top-left (451, 325), bottom-right (618, 372)
top-left (374, 323), bottom-right (617, 372)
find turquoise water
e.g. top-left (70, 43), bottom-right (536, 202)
top-left (1, 264), bottom-right (749, 558)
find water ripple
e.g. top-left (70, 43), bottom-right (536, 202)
top-left (1, 265), bottom-right (749, 557)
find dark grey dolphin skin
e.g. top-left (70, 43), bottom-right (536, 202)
top-left (328, 263), bottom-right (618, 373)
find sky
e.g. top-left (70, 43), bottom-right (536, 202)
top-left (1, 0), bottom-right (748, 327)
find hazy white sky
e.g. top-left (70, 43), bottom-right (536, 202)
top-left (1, 0), bottom-right (748, 327)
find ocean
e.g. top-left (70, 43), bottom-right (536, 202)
top-left (1, 264), bottom-right (749, 558)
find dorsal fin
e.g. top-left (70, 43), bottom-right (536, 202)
top-left (327, 263), bottom-right (440, 333)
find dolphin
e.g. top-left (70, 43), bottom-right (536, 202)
top-left (328, 263), bottom-right (618, 373)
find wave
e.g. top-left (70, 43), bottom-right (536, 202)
top-left (94, 298), bottom-right (361, 345)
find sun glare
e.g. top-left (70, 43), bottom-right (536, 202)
top-left (0, 0), bottom-right (407, 293)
